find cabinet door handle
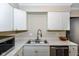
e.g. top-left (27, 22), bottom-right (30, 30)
top-left (17, 54), bottom-right (19, 56)
top-left (69, 50), bottom-right (71, 53)
top-left (35, 50), bottom-right (38, 53)
top-left (73, 48), bottom-right (74, 50)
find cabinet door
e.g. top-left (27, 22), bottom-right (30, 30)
top-left (23, 45), bottom-right (49, 56)
top-left (14, 8), bottom-right (27, 31)
top-left (15, 48), bottom-right (23, 56)
top-left (23, 46), bottom-right (37, 56)
top-left (47, 12), bottom-right (70, 30)
top-left (69, 45), bottom-right (78, 56)
top-left (36, 46), bottom-right (49, 56)
top-left (0, 4), bottom-right (13, 31)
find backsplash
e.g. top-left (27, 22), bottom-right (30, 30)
top-left (15, 12), bottom-right (66, 41)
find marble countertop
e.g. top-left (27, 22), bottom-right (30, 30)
top-left (24, 40), bottom-right (77, 46)
top-left (6, 38), bottom-right (78, 56)
top-left (48, 40), bottom-right (77, 46)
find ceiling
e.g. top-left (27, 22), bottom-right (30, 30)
top-left (10, 3), bottom-right (79, 10)
top-left (18, 3), bottom-right (72, 6)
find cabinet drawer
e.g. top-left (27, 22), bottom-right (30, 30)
top-left (69, 46), bottom-right (78, 53)
top-left (69, 45), bottom-right (78, 56)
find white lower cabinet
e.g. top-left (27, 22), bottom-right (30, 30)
top-left (14, 45), bottom-right (78, 56)
top-left (23, 45), bottom-right (49, 56)
top-left (69, 45), bottom-right (78, 56)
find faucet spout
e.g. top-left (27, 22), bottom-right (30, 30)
top-left (37, 29), bottom-right (42, 40)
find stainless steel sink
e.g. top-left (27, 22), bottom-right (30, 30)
top-left (26, 40), bottom-right (48, 44)
top-left (26, 29), bottom-right (48, 44)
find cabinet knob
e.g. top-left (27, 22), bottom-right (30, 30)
top-left (16, 28), bottom-right (18, 31)
top-left (69, 51), bottom-right (71, 53)
top-left (17, 54), bottom-right (19, 56)
top-left (35, 50), bottom-right (38, 53)
top-left (73, 48), bottom-right (74, 50)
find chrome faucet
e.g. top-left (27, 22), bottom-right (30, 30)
top-left (36, 29), bottom-right (42, 41)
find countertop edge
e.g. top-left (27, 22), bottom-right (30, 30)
top-left (6, 40), bottom-right (78, 56)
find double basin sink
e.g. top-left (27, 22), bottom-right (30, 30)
top-left (26, 39), bottom-right (48, 44)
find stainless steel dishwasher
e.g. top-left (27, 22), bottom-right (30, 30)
top-left (50, 46), bottom-right (69, 56)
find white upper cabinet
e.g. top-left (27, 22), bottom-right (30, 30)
top-left (0, 4), bottom-right (13, 31)
top-left (47, 12), bottom-right (70, 30)
top-left (14, 8), bottom-right (27, 31)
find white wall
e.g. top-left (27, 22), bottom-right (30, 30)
top-left (15, 12), bottom-right (66, 41)
top-left (70, 18), bottom-right (79, 44)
